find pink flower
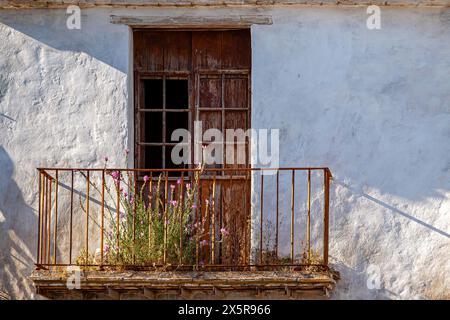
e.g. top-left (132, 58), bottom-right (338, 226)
top-left (170, 185), bottom-right (175, 190)
top-left (129, 196), bottom-right (134, 205)
top-left (104, 245), bottom-right (110, 253)
top-left (123, 191), bottom-right (128, 198)
top-left (177, 178), bottom-right (182, 185)
top-left (143, 175), bottom-right (150, 182)
top-left (170, 200), bottom-right (177, 206)
top-left (220, 228), bottom-right (229, 237)
top-left (186, 183), bottom-right (191, 190)
top-left (111, 171), bottom-right (120, 180)
top-left (205, 199), bottom-right (209, 205)
top-left (191, 204), bottom-right (197, 209)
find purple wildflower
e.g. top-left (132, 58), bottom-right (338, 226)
top-left (111, 171), bottom-right (120, 180)
top-left (170, 184), bottom-right (175, 190)
top-left (191, 203), bottom-right (197, 209)
top-left (170, 200), bottom-right (177, 206)
top-left (143, 175), bottom-right (150, 182)
top-left (177, 178), bottom-right (182, 185)
top-left (104, 245), bottom-right (110, 253)
top-left (220, 228), bottom-right (229, 237)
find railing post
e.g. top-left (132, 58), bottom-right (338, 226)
top-left (323, 169), bottom-right (330, 266)
top-left (37, 170), bottom-right (42, 266)
top-left (163, 172), bottom-right (168, 265)
top-left (290, 170), bottom-right (295, 264)
top-left (275, 170), bottom-right (279, 260)
top-left (259, 172), bottom-right (264, 265)
top-left (307, 169), bottom-right (311, 261)
top-left (100, 170), bottom-right (105, 269)
top-left (69, 170), bottom-right (74, 265)
top-left (47, 177), bottom-right (52, 265)
top-left (53, 170), bottom-right (58, 265)
top-left (85, 171), bottom-right (90, 266)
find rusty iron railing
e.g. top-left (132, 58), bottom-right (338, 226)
top-left (35, 167), bottom-right (332, 271)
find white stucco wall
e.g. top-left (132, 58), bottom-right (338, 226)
top-left (0, 6), bottom-right (449, 299)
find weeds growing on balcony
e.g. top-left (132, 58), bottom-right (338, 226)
top-left (76, 153), bottom-right (227, 269)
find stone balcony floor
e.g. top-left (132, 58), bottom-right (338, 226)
top-left (30, 269), bottom-right (339, 299)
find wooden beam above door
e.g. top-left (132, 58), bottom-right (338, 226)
top-left (110, 15), bottom-right (272, 28)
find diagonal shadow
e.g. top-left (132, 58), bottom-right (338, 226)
top-left (333, 178), bottom-right (450, 239)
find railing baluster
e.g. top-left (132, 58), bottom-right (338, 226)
top-left (148, 172), bottom-right (153, 251)
top-left (290, 170), bottom-right (295, 264)
top-left (85, 171), bottom-right (90, 266)
top-left (133, 170), bottom-right (137, 265)
top-left (323, 169), bottom-right (330, 266)
top-left (69, 170), bottom-right (74, 265)
top-left (47, 177), bottom-right (52, 265)
top-left (42, 175), bottom-right (48, 266)
top-left (275, 170), bottom-right (279, 260)
top-left (196, 172), bottom-right (201, 267)
top-left (307, 169), bottom-right (311, 261)
top-left (211, 172), bottom-right (216, 265)
top-left (163, 172), bottom-right (168, 265)
top-left (260, 172), bottom-right (264, 265)
top-left (116, 175), bottom-right (120, 260)
top-left (179, 171), bottom-right (185, 265)
top-left (53, 170), bottom-right (58, 265)
top-left (100, 170), bottom-right (105, 268)
top-left (37, 171), bottom-right (42, 266)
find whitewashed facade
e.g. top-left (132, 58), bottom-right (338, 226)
top-left (0, 1), bottom-right (449, 299)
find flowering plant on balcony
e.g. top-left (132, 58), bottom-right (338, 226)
top-left (76, 151), bottom-right (228, 269)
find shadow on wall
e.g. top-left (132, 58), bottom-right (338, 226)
top-left (330, 259), bottom-right (420, 300)
top-left (334, 178), bottom-right (450, 239)
top-left (329, 178), bottom-right (449, 299)
top-left (0, 146), bottom-right (37, 299)
top-left (0, 8), bottom-right (128, 73)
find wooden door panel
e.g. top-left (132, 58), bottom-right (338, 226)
top-left (134, 30), bottom-right (251, 267)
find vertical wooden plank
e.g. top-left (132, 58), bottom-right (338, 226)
top-left (164, 31), bottom-right (191, 71)
top-left (221, 30), bottom-right (251, 69)
top-left (192, 31), bottom-right (222, 70)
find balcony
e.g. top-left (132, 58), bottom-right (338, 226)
top-left (30, 166), bottom-right (338, 299)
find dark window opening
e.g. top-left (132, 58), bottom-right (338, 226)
top-left (166, 79), bottom-right (188, 109)
top-left (140, 77), bottom-right (189, 171)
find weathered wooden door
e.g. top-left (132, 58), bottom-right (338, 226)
top-left (134, 30), bottom-right (251, 266)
